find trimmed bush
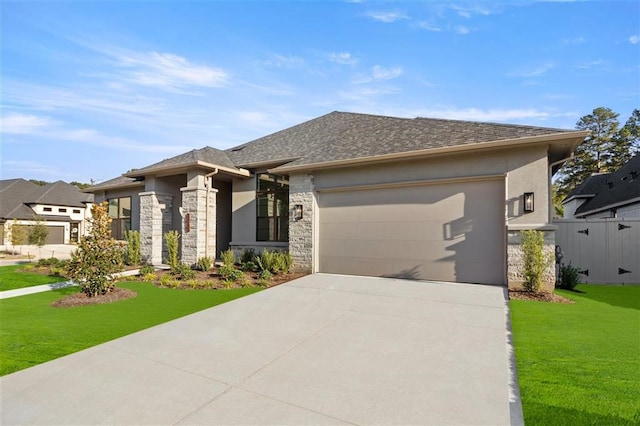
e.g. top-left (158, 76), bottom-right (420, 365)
top-left (125, 230), bottom-right (141, 266)
top-left (557, 263), bottom-right (581, 290)
top-left (219, 264), bottom-right (244, 282)
top-left (240, 248), bottom-right (256, 264)
top-left (139, 264), bottom-right (156, 275)
top-left (171, 263), bottom-right (196, 280)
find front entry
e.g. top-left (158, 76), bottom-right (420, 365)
top-left (70, 223), bottom-right (79, 243)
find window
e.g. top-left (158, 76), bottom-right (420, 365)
top-left (43, 207), bottom-right (52, 212)
top-left (107, 197), bottom-right (131, 240)
top-left (256, 173), bottom-right (289, 242)
top-left (59, 208), bottom-right (67, 213)
top-left (73, 209), bottom-right (81, 214)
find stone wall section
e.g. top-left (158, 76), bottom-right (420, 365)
top-left (180, 186), bottom-right (217, 265)
top-left (289, 173), bottom-right (315, 272)
top-left (139, 192), bottom-right (173, 265)
top-left (507, 229), bottom-right (556, 293)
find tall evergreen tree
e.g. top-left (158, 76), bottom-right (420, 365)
top-left (619, 108), bottom-right (640, 155)
top-left (556, 107), bottom-right (622, 199)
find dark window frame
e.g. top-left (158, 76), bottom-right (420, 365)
top-left (107, 197), bottom-right (132, 240)
top-left (256, 173), bottom-right (289, 242)
top-left (58, 208), bottom-right (67, 213)
top-left (43, 207), bottom-right (52, 212)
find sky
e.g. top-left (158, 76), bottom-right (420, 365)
top-left (1, 1), bottom-right (639, 184)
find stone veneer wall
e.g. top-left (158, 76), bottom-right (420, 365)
top-left (139, 192), bottom-right (173, 265)
top-left (507, 229), bottom-right (556, 293)
top-left (180, 187), bottom-right (216, 265)
top-left (288, 173), bottom-right (315, 272)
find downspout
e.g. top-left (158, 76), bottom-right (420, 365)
top-left (204, 169), bottom-right (219, 259)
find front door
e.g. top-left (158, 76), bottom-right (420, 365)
top-left (70, 223), bottom-right (79, 243)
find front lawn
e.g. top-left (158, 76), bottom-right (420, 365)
top-left (0, 282), bottom-right (260, 376)
top-left (510, 285), bottom-right (640, 425)
top-left (0, 264), bottom-right (68, 291)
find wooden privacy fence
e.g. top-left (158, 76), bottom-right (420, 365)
top-left (554, 218), bottom-right (640, 285)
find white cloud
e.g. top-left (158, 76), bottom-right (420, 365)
top-left (562, 36), bottom-right (585, 45)
top-left (2, 160), bottom-right (64, 178)
top-left (0, 113), bottom-right (57, 134)
top-left (365, 11), bottom-right (409, 23)
top-left (451, 5), bottom-right (493, 18)
top-left (416, 21), bottom-right (442, 32)
top-left (629, 35), bottom-right (639, 44)
top-left (575, 59), bottom-right (604, 70)
top-left (507, 63), bottom-right (555, 78)
top-left (113, 50), bottom-right (228, 90)
top-left (454, 26), bottom-right (472, 35)
top-left (354, 65), bottom-right (403, 84)
top-left (339, 86), bottom-right (401, 101)
top-left (328, 52), bottom-right (358, 65)
top-left (409, 107), bottom-right (575, 123)
top-left (259, 54), bottom-right (305, 68)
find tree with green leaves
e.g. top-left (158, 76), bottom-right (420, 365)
top-left (10, 219), bottom-right (27, 254)
top-left (66, 202), bottom-right (124, 297)
top-left (555, 107), bottom-right (637, 199)
top-left (69, 181), bottom-right (91, 190)
top-left (28, 216), bottom-right (49, 258)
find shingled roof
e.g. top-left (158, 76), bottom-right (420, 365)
top-left (125, 146), bottom-right (242, 177)
top-left (0, 179), bottom-right (93, 220)
top-left (566, 154), bottom-right (640, 217)
top-left (226, 111), bottom-right (577, 169)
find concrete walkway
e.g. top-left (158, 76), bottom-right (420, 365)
top-left (1, 274), bottom-right (523, 425)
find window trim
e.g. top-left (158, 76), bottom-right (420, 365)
top-left (107, 196), bottom-right (132, 240)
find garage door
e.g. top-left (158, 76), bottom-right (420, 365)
top-left (318, 178), bottom-right (505, 285)
top-left (14, 225), bottom-right (65, 244)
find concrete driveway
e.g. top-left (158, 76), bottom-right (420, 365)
top-left (1, 274), bottom-right (522, 425)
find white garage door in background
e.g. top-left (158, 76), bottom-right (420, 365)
top-left (318, 178), bottom-right (506, 285)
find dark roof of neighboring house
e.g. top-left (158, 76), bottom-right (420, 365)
top-left (226, 111), bottom-right (577, 169)
top-left (125, 146), bottom-right (241, 177)
top-left (565, 154), bottom-right (640, 216)
top-left (88, 175), bottom-right (144, 192)
top-left (0, 179), bottom-right (92, 220)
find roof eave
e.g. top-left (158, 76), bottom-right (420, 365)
top-left (123, 161), bottom-right (250, 178)
top-left (270, 131), bottom-right (590, 174)
top-left (574, 196), bottom-right (640, 217)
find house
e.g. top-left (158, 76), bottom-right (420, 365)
top-left (0, 179), bottom-right (94, 245)
top-left (88, 111), bottom-right (588, 291)
top-left (562, 153), bottom-right (640, 219)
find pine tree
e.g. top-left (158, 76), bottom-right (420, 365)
top-left (618, 108), bottom-right (640, 155)
top-left (556, 107), bottom-right (623, 199)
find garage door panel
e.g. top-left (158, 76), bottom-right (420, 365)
top-left (318, 179), bottom-right (505, 285)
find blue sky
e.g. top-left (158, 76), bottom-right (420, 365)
top-left (1, 1), bottom-right (638, 184)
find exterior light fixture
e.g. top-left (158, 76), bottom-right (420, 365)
top-left (293, 204), bottom-right (303, 221)
top-left (523, 192), bottom-right (534, 213)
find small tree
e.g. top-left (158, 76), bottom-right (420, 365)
top-left (28, 216), bottom-right (49, 258)
top-left (66, 202), bottom-right (124, 297)
top-left (520, 230), bottom-right (552, 293)
top-left (10, 219), bottom-right (27, 254)
top-left (125, 230), bottom-right (141, 266)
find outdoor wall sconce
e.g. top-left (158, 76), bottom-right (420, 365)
top-left (293, 204), bottom-right (303, 221)
top-left (523, 192), bottom-right (534, 213)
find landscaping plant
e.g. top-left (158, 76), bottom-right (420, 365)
top-left (28, 216), bottom-right (49, 258)
top-left (125, 230), bottom-right (141, 266)
top-left (65, 202), bottom-right (124, 297)
top-left (10, 219), bottom-right (27, 253)
top-left (520, 229), bottom-right (551, 293)
top-left (197, 256), bottom-right (212, 272)
top-left (557, 263), bottom-right (581, 290)
top-left (221, 248), bottom-right (235, 266)
top-left (164, 230), bottom-right (180, 270)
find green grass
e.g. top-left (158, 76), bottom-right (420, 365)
top-left (0, 264), bottom-right (68, 291)
top-left (510, 285), bottom-right (640, 425)
top-left (0, 282), bottom-right (261, 376)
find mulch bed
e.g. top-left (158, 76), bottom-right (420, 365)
top-left (52, 288), bottom-right (138, 308)
top-left (148, 268), bottom-right (308, 290)
top-left (508, 290), bottom-right (574, 304)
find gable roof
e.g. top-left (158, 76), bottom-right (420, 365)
top-left (124, 146), bottom-right (248, 178)
top-left (567, 154), bottom-right (640, 217)
top-left (87, 175), bottom-right (144, 192)
top-left (226, 111), bottom-right (585, 171)
top-left (0, 179), bottom-right (93, 220)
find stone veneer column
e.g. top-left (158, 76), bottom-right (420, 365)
top-left (289, 173), bottom-right (314, 272)
top-left (507, 229), bottom-right (556, 293)
top-left (180, 186), bottom-right (217, 265)
top-left (139, 192), bottom-right (173, 265)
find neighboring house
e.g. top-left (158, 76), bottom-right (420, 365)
top-left (88, 111), bottom-right (588, 290)
top-left (0, 179), bottom-right (94, 245)
top-left (562, 154), bottom-right (640, 219)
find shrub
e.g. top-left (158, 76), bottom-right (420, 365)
top-left (141, 272), bottom-right (157, 282)
top-left (557, 263), bottom-right (581, 290)
top-left (259, 269), bottom-right (273, 281)
top-left (221, 249), bottom-right (235, 266)
top-left (241, 261), bottom-right (258, 272)
top-left (520, 230), bottom-right (552, 293)
top-left (172, 263), bottom-right (196, 280)
top-left (240, 248), bottom-right (256, 264)
top-left (139, 264), bottom-right (156, 275)
top-left (164, 231), bottom-right (181, 270)
top-left (125, 230), bottom-right (141, 266)
top-left (222, 280), bottom-right (235, 289)
top-left (273, 251), bottom-right (293, 273)
top-left (37, 257), bottom-right (60, 268)
top-left (197, 256), bottom-right (213, 272)
top-left (256, 278), bottom-right (270, 287)
top-left (255, 250), bottom-right (292, 274)
top-left (256, 249), bottom-right (276, 273)
top-left (65, 202), bottom-right (124, 297)
top-left (240, 278), bottom-right (254, 288)
top-left (219, 264), bottom-right (244, 282)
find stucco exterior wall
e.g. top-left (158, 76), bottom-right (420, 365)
top-left (231, 177), bottom-right (256, 245)
top-left (93, 187), bottom-right (143, 231)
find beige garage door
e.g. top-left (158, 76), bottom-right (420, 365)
top-left (318, 178), bottom-right (506, 285)
top-left (14, 225), bottom-right (65, 244)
